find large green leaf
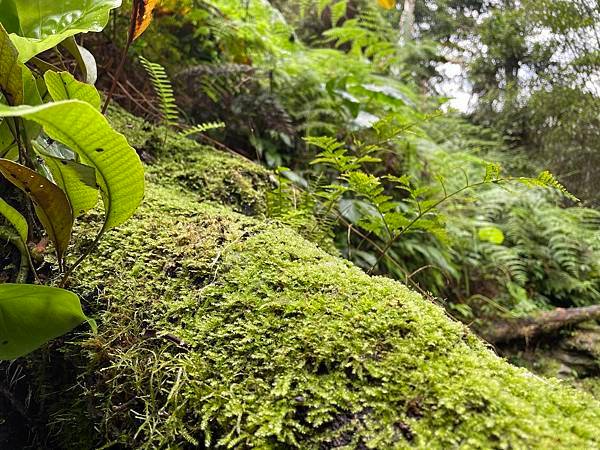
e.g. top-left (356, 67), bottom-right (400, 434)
top-left (42, 154), bottom-right (98, 217)
top-left (0, 100), bottom-right (145, 231)
top-left (0, 23), bottom-right (23, 105)
top-left (44, 70), bottom-right (101, 109)
top-left (1, 0), bottom-right (122, 62)
top-left (0, 1), bottom-right (21, 35)
top-left (0, 196), bottom-right (27, 242)
top-left (0, 283), bottom-right (87, 360)
top-left (0, 159), bottom-right (73, 262)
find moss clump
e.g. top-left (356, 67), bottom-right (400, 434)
top-left (17, 178), bottom-right (598, 449)
top-left (107, 106), bottom-right (271, 216)
top-left (3, 110), bottom-right (600, 448)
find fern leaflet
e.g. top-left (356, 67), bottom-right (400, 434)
top-left (180, 121), bottom-right (226, 138)
top-left (139, 56), bottom-right (179, 127)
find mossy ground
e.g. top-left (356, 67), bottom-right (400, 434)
top-left (2, 110), bottom-right (600, 449)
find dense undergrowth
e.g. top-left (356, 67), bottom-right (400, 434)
top-left (2, 0), bottom-right (600, 447)
top-left (106, 0), bottom-right (600, 327)
top-left (2, 108), bottom-right (599, 448)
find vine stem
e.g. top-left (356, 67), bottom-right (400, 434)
top-left (59, 229), bottom-right (105, 288)
top-left (101, 39), bottom-right (132, 114)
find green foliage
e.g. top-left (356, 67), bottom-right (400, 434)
top-left (0, 158), bottom-right (73, 266)
top-left (0, 4), bottom-right (144, 359)
top-left (0, 0), bottom-right (121, 62)
top-left (453, 189), bottom-right (600, 312)
top-left (180, 121), bottom-right (225, 137)
top-left (139, 56), bottom-right (179, 127)
top-left (275, 122), bottom-right (571, 288)
top-left (0, 196), bottom-right (26, 243)
top-left (139, 0), bottom-right (596, 323)
top-left (0, 284), bottom-right (89, 360)
top-left (0, 101), bottom-right (145, 233)
top-left (44, 71), bottom-right (102, 109)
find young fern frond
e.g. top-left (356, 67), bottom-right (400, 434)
top-left (139, 56), bottom-right (179, 127)
top-left (513, 170), bottom-right (579, 202)
top-left (180, 121), bottom-right (225, 138)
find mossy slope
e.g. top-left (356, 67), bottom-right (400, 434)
top-left (3, 110), bottom-right (600, 449)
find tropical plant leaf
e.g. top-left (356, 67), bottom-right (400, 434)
top-left (61, 36), bottom-right (98, 85)
top-left (41, 154), bottom-right (98, 217)
top-left (0, 25), bottom-right (42, 152)
top-left (0, 100), bottom-right (145, 232)
top-left (44, 71), bottom-right (101, 109)
top-left (0, 159), bottom-right (73, 262)
top-left (0, 196), bottom-right (27, 242)
top-left (0, 283), bottom-right (87, 360)
top-left (1, 0), bottom-right (121, 62)
top-left (130, 0), bottom-right (159, 41)
top-left (478, 226), bottom-right (505, 245)
top-left (0, 0), bottom-right (21, 35)
top-left (0, 23), bottom-right (23, 105)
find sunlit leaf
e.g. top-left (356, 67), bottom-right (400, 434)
top-left (0, 196), bottom-right (27, 243)
top-left (377, 0), bottom-right (396, 10)
top-left (0, 23), bottom-right (23, 105)
top-left (0, 100), bottom-right (145, 232)
top-left (0, 284), bottom-right (87, 360)
top-left (44, 71), bottom-right (101, 109)
top-left (41, 154), bottom-right (98, 217)
top-left (1, 0), bottom-right (121, 62)
top-left (478, 226), bottom-right (505, 245)
top-left (0, 159), bottom-right (73, 262)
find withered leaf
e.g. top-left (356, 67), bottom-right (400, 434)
top-left (129, 0), bottom-right (159, 42)
top-left (0, 159), bottom-right (73, 265)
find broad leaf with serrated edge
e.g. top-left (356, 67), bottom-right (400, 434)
top-left (45, 71), bottom-right (101, 109)
top-left (0, 100), bottom-right (145, 232)
top-left (0, 284), bottom-right (87, 360)
top-left (0, 159), bottom-right (73, 262)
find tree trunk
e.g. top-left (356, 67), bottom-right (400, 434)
top-left (400, 0), bottom-right (416, 40)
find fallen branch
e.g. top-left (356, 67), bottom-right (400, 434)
top-left (483, 305), bottom-right (600, 344)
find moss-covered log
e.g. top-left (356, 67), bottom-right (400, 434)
top-left (1, 110), bottom-right (600, 449)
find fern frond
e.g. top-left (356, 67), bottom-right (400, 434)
top-left (139, 56), bottom-right (179, 126)
top-left (513, 170), bottom-right (579, 202)
top-left (180, 122), bottom-right (225, 138)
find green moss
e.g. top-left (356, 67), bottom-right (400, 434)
top-left (108, 105), bottom-right (271, 216)
top-left (22, 179), bottom-right (597, 449)
top-left (4, 109), bottom-right (600, 448)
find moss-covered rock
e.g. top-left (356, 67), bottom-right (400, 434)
top-left (2, 110), bottom-right (600, 449)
